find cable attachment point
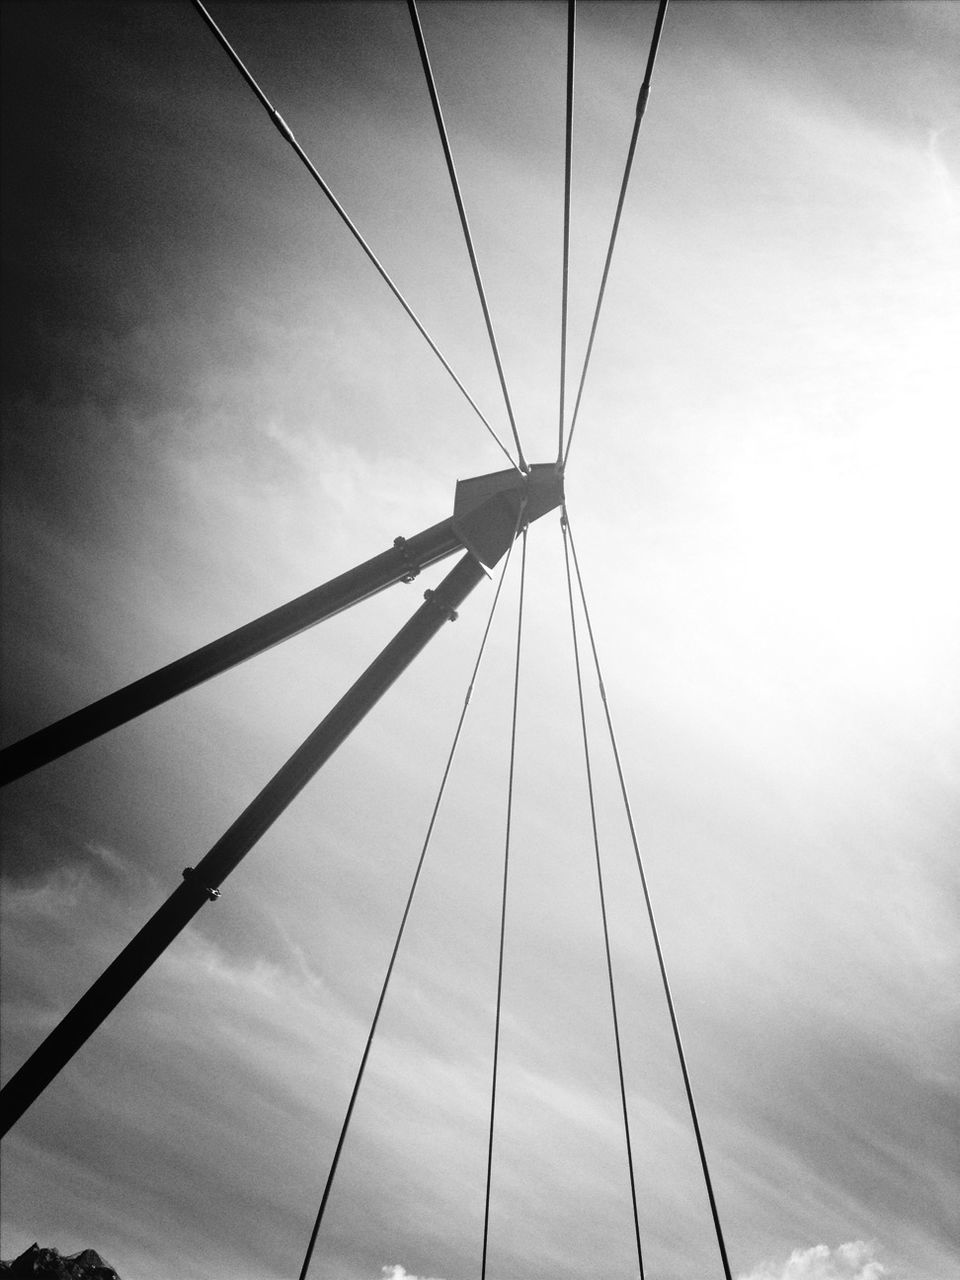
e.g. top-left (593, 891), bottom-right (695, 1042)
top-left (269, 107), bottom-right (297, 147)
top-left (393, 535), bottom-right (421, 584)
top-left (423, 589), bottom-right (458, 623)
top-left (182, 867), bottom-right (221, 902)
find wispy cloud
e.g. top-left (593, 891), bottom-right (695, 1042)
top-left (84, 841), bottom-right (126, 877)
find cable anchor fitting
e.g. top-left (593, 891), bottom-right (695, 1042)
top-left (182, 867), bottom-right (221, 902)
top-left (269, 107), bottom-right (297, 147)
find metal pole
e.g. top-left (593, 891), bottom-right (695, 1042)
top-left (0, 550), bottom-right (486, 1136)
top-left (0, 518), bottom-right (462, 786)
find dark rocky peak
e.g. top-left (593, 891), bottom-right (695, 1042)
top-left (0, 1244), bottom-right (121, 1280)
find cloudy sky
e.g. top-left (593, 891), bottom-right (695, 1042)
top-left (1, 2), bottom-right (958, 1279)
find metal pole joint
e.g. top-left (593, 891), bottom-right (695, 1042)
top-left (393, 535), bottom-right (421, 583)
top-left (182, 866), bottom-right (222, 902)
top-left (422, 588), bottom-right (458, 623)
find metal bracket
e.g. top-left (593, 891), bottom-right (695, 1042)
top-left (452, 461), bottom-right (564, 570)
top-left (393, 535), bottom-right (420, 583)
top-left (182, 867), bottom-right (221, 902)
top-left (423, 588), bottom-right (458, 622)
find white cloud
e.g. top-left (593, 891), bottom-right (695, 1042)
top-left (738, 1241), bottom-right (887, 1280)
top-left (381, 1267), bottom-right (446, 1280)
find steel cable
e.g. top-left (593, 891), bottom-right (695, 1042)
top-left (563, 511), bottom-right (733, 1280)
top-left (481, 521), bottom-right (528, 1280)
top-left (297, 525), bottom-right (525, 1280)
top-left (560, 507), bottom-right (645, 1277)
top-left (562, 0), bottom-right (669, 469)
top-left (558, 0), bottom-right (576, 463)
top-left (191, 0), bottom-right (521, 473)
top-left (408, 0), bottom-right (528, 472)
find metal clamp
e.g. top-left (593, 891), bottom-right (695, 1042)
top-left (182, 867), bottom-right (221, 902)
top-left (423, 588), bottom-right (458, 623)
top-left (393, 535), bottom-right (420, 584)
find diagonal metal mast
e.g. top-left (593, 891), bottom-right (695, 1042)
top-left (0, 520), bottom-right (459, 785)
top-left (0, 467), bottom-right (562, 787)
top-left (0, 464), bottom-right (562, 1138)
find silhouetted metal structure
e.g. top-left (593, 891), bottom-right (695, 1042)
top-left (0, 464), bottom-right (563, 1135)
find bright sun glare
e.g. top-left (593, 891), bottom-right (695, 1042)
top-left (715, 407), bottom-right (959, 706)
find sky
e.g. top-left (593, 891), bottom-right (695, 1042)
top-left (1, 2), bottom-right (958, 1279)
